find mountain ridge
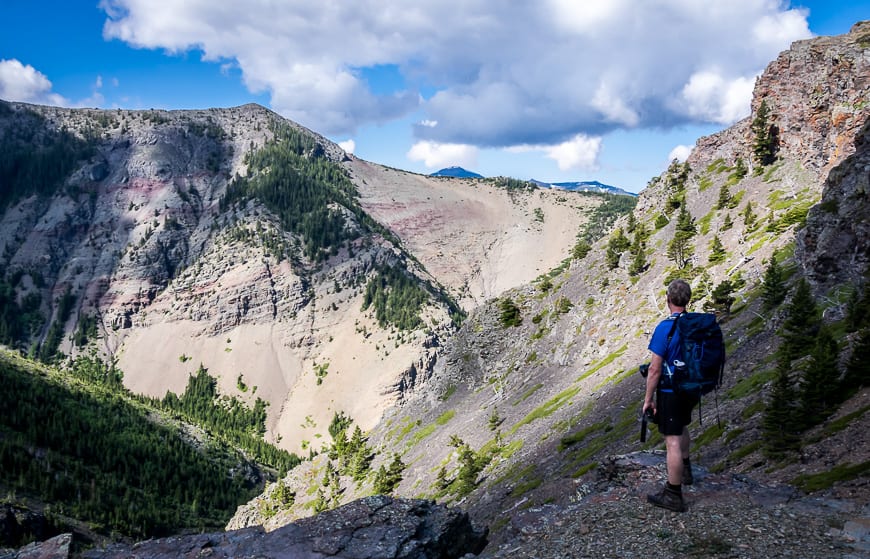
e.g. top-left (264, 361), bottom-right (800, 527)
top-left (226, 21), bottom-right (870, 555)
top-left (2, 21), bottom-right (870, 558)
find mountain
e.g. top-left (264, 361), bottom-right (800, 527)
top-left (225, 21), bottom-right (870, 556)
top-left (0, 100), bottom-right (617, 465)
top-left (3, 21), bottom-right (870, 558)
top-left (430, 166), bottom-right (484, 178)
top-left (532, 178), bottom-right (635, 197)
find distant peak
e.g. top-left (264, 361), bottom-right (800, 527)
top-left (430, 167), bottom-right (484, 179)
top-left (532, 179), bottom-right (635, 197)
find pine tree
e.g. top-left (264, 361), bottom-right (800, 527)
top-left (762, 258), bottom-right (787, 311)
top-left (752, 99), bottom-right (778, 170)
top-left (707, 280), bottom-right (735, 314)
top-left (667, 233), bottom-right (694, 269)
top-left (845, 282), bottom-right (870, 333)
top-left (722, 213), bottom-right (733, 231)
top-left (762, 367), bottom-right (801, 458)
top-left (675, 205), bottom-right (696, 235)
top-left (498, 297), bottom-right (522, 327)
top-left (708, 235), bottom-right (726, 264)
top-left (373, 465), bottom-right (390, 494)
top-left (626, 212), bottom-right (637, 234)
top-left (572, 239), bottom-right (591, 260)
top-left (717, 184), bottom-right (731, 210)
top-left (435, 466), bottom-right (449, 491)
top-left (779, 279), bottom-right (820, 364)
top-left (628, 231), bottom-right (647, 276)
top-left (798, 326), bottom-right (839, 429)
top-left (488, 409), bottom-right (503, 431)
top-left (733, 157), bottom-right (747, 179)
top-left (742, 201), bottom-right (756, 230)
top-left (842, 328), bottom-right (870, 396)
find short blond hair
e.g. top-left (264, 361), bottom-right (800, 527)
top-left (667, 279), bottom-right (692, 307)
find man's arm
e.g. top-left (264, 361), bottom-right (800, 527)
top-left (643, 353), bottom-right (663, 415)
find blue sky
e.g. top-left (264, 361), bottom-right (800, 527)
top-left (1, 1), bottom-right (867, 193)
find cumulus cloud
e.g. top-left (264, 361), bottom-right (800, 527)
top-left (99, 0), bottom-right (812, 143)
top-left (679, 70), bottom-right (756, 124)
top-left (338, 139), bottom-right (355, 154)
top-left (668, 144), bottom-right (693, 163)
top-left (407, 141), bottom-right (478, 170)
top-left (0, 59), bottom-right (68, 105)
top-left (508, 134), bottom-right (602, 172)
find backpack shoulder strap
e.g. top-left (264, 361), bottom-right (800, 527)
top-left (665, 312), bottom-right (684, 343)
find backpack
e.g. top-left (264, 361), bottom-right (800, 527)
top-left (666, 312), bottom-right (725, 396)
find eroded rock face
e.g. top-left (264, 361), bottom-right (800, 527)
top-left (798, 116), bottom-right (870, 287)
top-left (685, 20), bottom-right (870, 177)
top-left (76, 497), bottom-right (487, 559)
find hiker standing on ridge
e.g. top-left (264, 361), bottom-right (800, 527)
top-left (643, 279), bottom-right (698, 512)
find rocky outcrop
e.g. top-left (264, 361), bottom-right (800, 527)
top-left (686, 21), bottom-right (870, 177)
top-left (45, 497), bottom-right (484, 559)
top-left (753, 21), bottom-right (870, 176)
top-left (798, 116), bottom-right (870, 287)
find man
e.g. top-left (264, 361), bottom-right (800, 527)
top-left (643, 279), bottom-right (698, 512)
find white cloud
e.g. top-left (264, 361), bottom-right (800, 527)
top-left (591, 82), bottom-right (639, 126)
top-left (506, 134), bottom-right (602, 172)
top-left (338, 139), bottom-right (355, 154)
top-left (407, 141), bottom-right (478, 169)
top-left (668, 144), bottom-right (693, 163)
top-left (0, 59), bottom-right (68, 105)
top-left (544, 134), bottom-right (602, 171)
top-left (680, 70), bottom-right (756, 124)
top-left (419, 119), bottom-right (438, 128)
top-left (99, 0), bottom-right (813, 143)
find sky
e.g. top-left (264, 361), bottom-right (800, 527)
top-left (1, 1), bottom-right (867, 193)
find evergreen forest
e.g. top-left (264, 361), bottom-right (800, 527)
top-left (0, 350), bottom-right (298, 539)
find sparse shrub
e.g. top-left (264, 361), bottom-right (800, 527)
top-left (498, 297), bottom-right (522, 327)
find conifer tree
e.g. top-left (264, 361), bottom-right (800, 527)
top-left (845, 282), bottom-right (870, 333)
top-left (572, 239), bottom-right (591, 260)
top-left (707, 280), bottom-right (735, 314)
top-left (435, 466), bottom-right (449, 491)
top-left (675, 205), bottom-right (697, 235)
top-left (498, 297), bottom-right (522, 327)
top-left (798, 326), bottom-right (839, 429)
top-left (733, 157), bottom-right (748, 179)
top-left (605, 227), bottom-right (631, 269)
top-left (752, 99), bottom-right (778, 170)
top-left (373, 465), bottom-right (390, 494)
top-left (762, 258), bottom-right (787, 311)
top-left (488, 409), bottom-right (503, 431)
top-left (722, 213), bottom-right (733, 231)
top-left (717, 184), bottom-right (731, 210)
top-left (708, 235), bottom-right (726, 264)
top-left (629, 245), bottom-right (647, 276)
top-left (779, 279), bottom-right (820, 364)
top-left (762, 366), bottom-right (801, 458)
top-left (842, 328), bottom-right (870, 396)
top-left (628, 230), bottom-right (647, 276)
top-left (742, 201), bottom-right (756, 230)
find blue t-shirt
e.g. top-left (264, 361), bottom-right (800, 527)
top-left (648, 313), bottom-right (683, 390)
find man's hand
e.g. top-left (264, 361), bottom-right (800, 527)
top-left (643, 353), bottom-right (664, 416)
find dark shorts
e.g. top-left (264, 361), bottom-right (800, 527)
top-left (655, 389), bottom-right (699, 436)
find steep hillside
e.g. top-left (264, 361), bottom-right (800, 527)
top-left (229, 22), bottom-right (870, 551)
top-left (0, 348), bottom-right (284, 546)
top-left (0, 102), bottom-right (610, 459)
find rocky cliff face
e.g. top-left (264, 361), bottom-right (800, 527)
top-left (226, 22), bottom-right (870, 551)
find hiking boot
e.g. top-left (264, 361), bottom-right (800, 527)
top-left (647, 486), bottom-right (687, 512)
top-left (683, 465), bottom-right (694, 486)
